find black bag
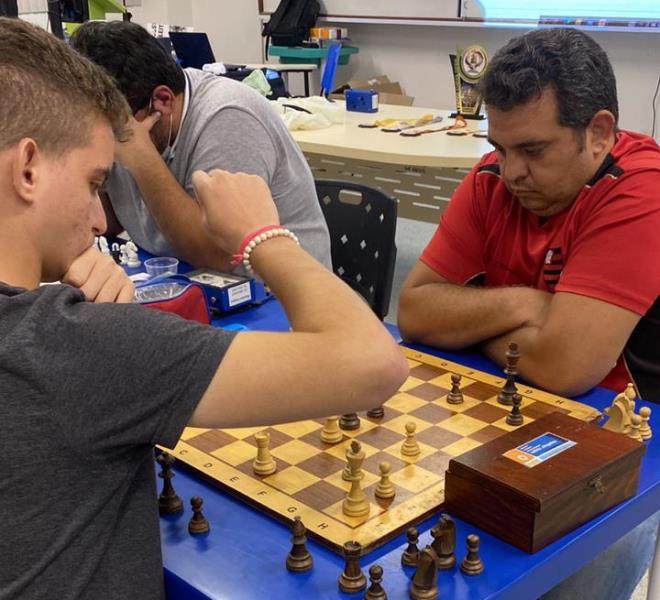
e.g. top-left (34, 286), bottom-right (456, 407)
top-left (262, 0), bottom-right (320, 51)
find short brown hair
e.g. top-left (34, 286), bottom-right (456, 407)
top-left (0, 17), bottom-right (130, 155)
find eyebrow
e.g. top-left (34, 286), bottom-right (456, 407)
top-left (488, 137), bottom-right (550, 150)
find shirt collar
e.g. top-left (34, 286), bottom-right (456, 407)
top-left (170, 71), bottom-right (190, 156)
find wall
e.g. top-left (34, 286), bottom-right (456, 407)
top-left (330, 23), bottom-right (660, 138)
top-left (130, 2), bottom-right (660, 137)
top-left (130, 0), bottom-right (262, 64)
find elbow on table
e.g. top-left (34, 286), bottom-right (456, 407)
top-left (523, 363), bottom-right (603, 399)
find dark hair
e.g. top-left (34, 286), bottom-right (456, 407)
top-left (71, 21), bottom-right (186, 113)
top-left (478, 28), bottom-right (619, 129)
top-left (0, 17), bottom-right (128, 154)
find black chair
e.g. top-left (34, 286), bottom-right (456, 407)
top-left (315, 180), bottom-right (398, 320)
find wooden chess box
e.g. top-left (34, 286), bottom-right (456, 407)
top-left (444, 412), bottom-right (645, 553)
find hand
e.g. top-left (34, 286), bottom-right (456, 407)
top-left (191, 169), bottom-right (280, 255)
top-left (114, 112), bottom-right (161, 172)
top-left (63, 247), bottom-right (135, 303)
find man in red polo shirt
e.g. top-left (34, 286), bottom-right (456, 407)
top-left (399, 28), bottom-right (660, 405)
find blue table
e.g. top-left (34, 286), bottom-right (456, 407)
top-left (159, 298), bottom-right (659, 600)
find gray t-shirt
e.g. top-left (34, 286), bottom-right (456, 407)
top-left (107, 68), bottom-right (331, 269)
top-left (0, 283), bottom-right (236, 600)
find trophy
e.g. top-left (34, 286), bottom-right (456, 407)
top-left (450, 44), bottom-right (488, 120)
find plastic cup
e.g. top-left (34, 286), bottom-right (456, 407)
top-left (144, 257), bottom-right (179, 278)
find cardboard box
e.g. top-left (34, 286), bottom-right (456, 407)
top-left (331, 74), bottom-right (414, 106)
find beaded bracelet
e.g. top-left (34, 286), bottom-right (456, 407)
top-left (231, 225), bottom-right (300, 274)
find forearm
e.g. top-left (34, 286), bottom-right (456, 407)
top-left (483, 325), bottom-right (605, 397)
top-left (130, 153), bottom-right (231, 269)
top-left (398, 282), bottom-right (544, 349)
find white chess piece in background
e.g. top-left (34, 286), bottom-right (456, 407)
top-left (125, 241), bottom-right (141, 268)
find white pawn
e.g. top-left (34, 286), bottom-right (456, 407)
top-left (98, 235), bottom-right (110, 256)
top-left (639, 406), bottom-right (652, 441)
top-left (125, 241), bottom-right (141, 268)
top-left (119, 244), bottom-right (129, 265)
top-left (375, 461), bottom-right (396, 500)
top-left (628, 414), bottom-right (643, 442)
top-left (401, 422), bottom-right (420, 457)
top-left (253, 431), bottom-right (277, 476)
top-left (320, 416), bottom-right (343, 444)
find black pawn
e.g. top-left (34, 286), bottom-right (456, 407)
top-left (338, 541), bottom-right (367, 593)
top-left (401, 526), bottom-right (420, 567)
top-left (430, 514), bottom-right (456, 570)
top-left (286, 516), bottom-right (313, 572)
top-left (188, 496), bottom-right (210, 535)
top-left (157, 452), bottom-right (183, 516)
top-left (447, 374), bottom-right (464, 405)
top-left (340, 413), bottom-right (361, 430)
top-left (497, 341), bottom-right (520, 406)
top-left (364, 564), bottom-right (387, 600)
top-left (409, 546), bottom-right (439, 600)
top-left (506, 393), bottom-right (524, 426)
top-left (367, 406), bottom-right (385, 419)
top-left (460, 534), bottom-right (485, 575)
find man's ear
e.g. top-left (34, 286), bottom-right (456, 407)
top-left (11, 138), bottom-right (41, 204)
top-left (150, 85), bottom-right (176, 116)
top-left (587, 110), bottom-right (616, 157)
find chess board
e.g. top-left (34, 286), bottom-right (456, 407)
top-left (164, 348), bottom-right (601, 555)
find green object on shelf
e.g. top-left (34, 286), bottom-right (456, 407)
top-left (268, 45), bottom-right (359, 67)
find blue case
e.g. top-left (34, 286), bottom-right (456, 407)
top-left (345, 89), bottom-right (379, 113)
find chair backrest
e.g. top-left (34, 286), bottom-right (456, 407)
top-left (315, 180), bottom-right (398, 320)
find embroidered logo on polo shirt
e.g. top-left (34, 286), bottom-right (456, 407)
top-left (543, 247), bottom-right (563, 289)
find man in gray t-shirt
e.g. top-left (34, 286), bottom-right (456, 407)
top-left (71, 21), bottom-right (331, 271)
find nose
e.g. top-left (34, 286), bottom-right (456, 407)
top-left (91, 195), bottom-right (108, 236)
top-left (501, 152), bottom-right (529, 185)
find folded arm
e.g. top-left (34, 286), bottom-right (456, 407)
top-left (398, 261), bottom-right (552, 349)
top-left (482, 291), bottom-right (640, 396)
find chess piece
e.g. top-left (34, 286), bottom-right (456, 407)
top-left (253, 431), bottom-right (277, 476)
top-left (364, 564), bottom-right (387, 600)
top-left (603, 391), bottom-right (632, 434)
top-left (639, 406), bottom-right (652, 441)
top-left (409, 546), bottom-right (439, 600)
top-left (430, 514), bottom-right (456, 570)
top-left (125, 241), bottom-right (141, 268)
top-left (506, 393), bottom-right (524, 426)
top-left (340, 412), bottom-right (361, 430)
top-left (343, 441), bottom-right (370, 517)
top-left (401, 422), bottom-right (420, 457)
top-left (497, 341), bottom-right (520, 406)
top-left (628, 413), bottom-right (644, 442)
top-left (156, 452), bottom-right (183, 515)
top-left (624, 383), bottom-right (637, 414)
top-left (119, 244), bottom-right (129, 265)
top-left (401, 526), bottom-right (420, 567)
top-left (338, 541), bottom-right (367, 593)
top-left (446, 373), bottom-right (464, 405)
top-left (460, 534), bottom-right (484, 575)
top-left (110, 242), bottom-right (121, 264)
top-left (286, 516), bottom-right (313, 572)
top-left (321, 416), bottom-right (343, 444)
top-left (375, 461), bottom-right (396, 500)
top-left (367, 406), bottom-right (385, 419)
top-left (98, 235), bottom-right (110, 256)
top-left (188, 496), bottom-right (210, 535)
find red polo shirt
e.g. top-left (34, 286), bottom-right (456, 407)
top-left (421, 130), bottom-right (660, 399)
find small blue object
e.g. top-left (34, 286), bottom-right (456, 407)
top-left (345, 89), bottom-right (379, 113)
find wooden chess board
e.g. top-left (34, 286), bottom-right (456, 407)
top-left (163, 348), bottom-right (601, 555)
